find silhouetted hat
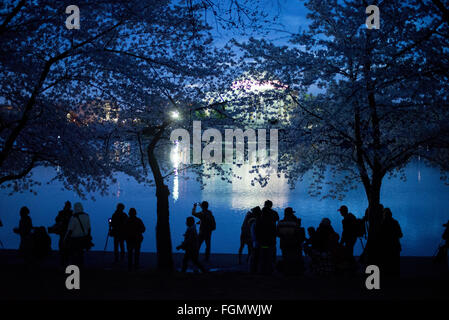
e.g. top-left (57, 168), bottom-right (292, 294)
top-left (285, 207), bottom-right (295, 215)
top-left (443, 220), bottom-right (449, 227)
top-left (338, 205), bottom-right (348, 213)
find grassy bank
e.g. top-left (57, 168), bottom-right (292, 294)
top-left (0, 249), bottom-right (448, 300)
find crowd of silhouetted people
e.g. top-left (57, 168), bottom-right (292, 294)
top-left (3, 199), bottom-right (449, 277)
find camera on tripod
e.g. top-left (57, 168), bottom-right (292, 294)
top-left (48, 223), bottom-right (64, 235)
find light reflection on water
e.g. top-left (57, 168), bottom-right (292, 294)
top-left (0, 160), bottom-right (448, 256)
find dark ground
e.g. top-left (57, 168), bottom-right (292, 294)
top-left (0, 249), bottom-right (448, 300)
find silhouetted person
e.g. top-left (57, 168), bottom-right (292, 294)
top-left (124, 208), bottom-right (145, 271)
top-left (255, 200), bottom-right (279, 274)
top-left (192, 201), bottom-right (216, 261)
top-left (434, 220), bottom-right (449, 265)
top-left (54, 201), bottom-right (73, 266)
top-left (13, 206), bottom-right (33, 265)
top-left (110, 203), bottom-right (128, 263)
top-left (32, 226), bottom-right (51, 262)
top-left (249, 206), bottom-right (262, 273)
top-left (65, 202), bottom-right (91, 267)
top-left (314, 218), bottom-right (338, 253)
top-left (308, 218), bottom-right (342, 275)
top-left (239, 208), bottom-right (257, 264)
top-left (443, 220), bottom-right (449, 245)
top-left (177, 217), bottom-right (206, 273)
top-left (363, 204), bottom-right (385, 266)
top-left (0, 217), bottom-right (3, 248)
top-left (379, 208), bottom-right (403, 277)
top-left (277, 207), bottom-right (305, 275)
top-left (304, 226), bottom-right (316, 251)
top-left (338, 205), bottom-right (358, 263)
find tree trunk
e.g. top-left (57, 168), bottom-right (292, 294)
top-left (155, 183), bottom-right (174, 272)
top-left (147, 132), bottom-right (174, 273)
top-left (364, 173), bottom-right (384, 266)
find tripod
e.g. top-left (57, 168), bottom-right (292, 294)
top-left (104, 223), bottom-right (112, 251)
top-left (0, 239), bottom-right (4, 248)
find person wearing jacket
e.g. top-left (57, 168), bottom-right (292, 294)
top-left (338, 205), bottom-right (358, 263)
top-left (13, 206), bottom-right (33, 265)
top-left (110, 203), bottom-right (128, 263)
top-left (277, 207), bottom-right (305, 275)
top-left (177, 217), bottom-right (206, 273)
top-left (379, 208), bottom-right (403, 277)
top-left (124, 208), bottom-right (145, 271)
top-left (192, 201), bottom-right (216, 261)
top-left (255, 200), bottom-right (279, 274)
top-left (249, 206), bottom-right (262, 273)
top-left (54, 201), bottom-right (73, 266)
top-left (239, 208), bottom-right (257, 264)
top-left (65, 202), bottom-right (91, 267)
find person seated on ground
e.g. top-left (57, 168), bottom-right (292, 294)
top-left (276, 207), bottom-right (306, 275)
top-left (124, 208), bottom-right (146, 271)
top-left (192, 201), bottom-right (216, 262)
top-left (379, 208), bottom-right (403, 277)
top-left (176, 217), bottom-right (206, 273)
top-left (239, 208), bottom-right (257, 264)
top-left (110, 203), bottom-right (128, 263)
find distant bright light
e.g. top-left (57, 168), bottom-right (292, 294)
top-left (231, 79), bottom-right (288, 92)
top-left (171, 111), bottom-right (180, 119)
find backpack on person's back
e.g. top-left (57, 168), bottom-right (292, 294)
top-left (355, 217), bottom-right (366, 238)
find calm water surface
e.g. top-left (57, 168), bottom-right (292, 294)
top-left (0, 161), bottom-right (448, 256)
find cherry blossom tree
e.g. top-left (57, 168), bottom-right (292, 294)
top-left (237, 0), bottom-right (449, 263)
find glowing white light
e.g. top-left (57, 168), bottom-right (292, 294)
top-left (171, 142), bottom-right (180, 201)
top-left (171, 111), bottom-right (180, 120)
top-left (171, 141), bottom-right (180, 168)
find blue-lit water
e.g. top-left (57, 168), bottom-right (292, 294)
top-left (0, 161), bottom-right (448, 256)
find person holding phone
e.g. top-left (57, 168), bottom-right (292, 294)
top-left (192, 201), bottom-right (216, 262)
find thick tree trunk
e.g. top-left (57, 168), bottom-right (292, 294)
top-left (363, 173), bottom-right (384, 266)
top-left (147, 130), bottom-right (174, 273)
top-left (155, 184), bottom-right (174, 272)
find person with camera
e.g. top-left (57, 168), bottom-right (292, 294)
top-left (176, 217), bottom-right (206, 273)
top-left (192, 201), bottom-right (216, 262)
top-left (110, 203), bottom-right (128, 263)
top-left (64, 202), bottom-right (92, 267)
